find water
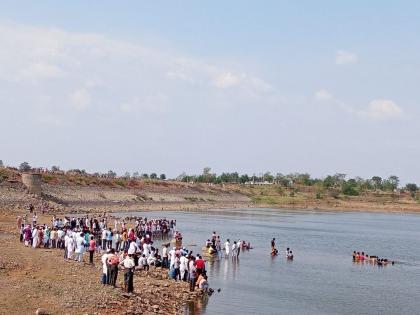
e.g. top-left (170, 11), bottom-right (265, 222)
top-left (118, 208), bottom-right (420, 315)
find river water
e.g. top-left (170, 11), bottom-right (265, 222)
top-left (119, 208), bottom-right (420, 315)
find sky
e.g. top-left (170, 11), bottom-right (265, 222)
top-left (1, 1), bottom-right (420, 183)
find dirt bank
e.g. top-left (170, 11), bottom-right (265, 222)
top-left (0, 209), bottom-right (205, 315)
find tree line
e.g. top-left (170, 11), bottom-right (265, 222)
top-left (177, 168), bottom-right (419, 196)
top-left (1, 161), bottom-right (418, 197)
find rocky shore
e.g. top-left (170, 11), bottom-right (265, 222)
top-left (0, 208), bottom-right (209, 315)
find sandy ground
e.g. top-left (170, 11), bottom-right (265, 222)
top-left (0, 209), bottom-right (206, 315)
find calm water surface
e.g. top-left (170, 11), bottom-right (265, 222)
top-left (119, 208), bottom-right (420, 315)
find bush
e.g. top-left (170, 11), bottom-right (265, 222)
top-left (115, 179), bottom-right (126, 187)
top-left (342, 181), bottom-right (359, 196)
top-left (19, 162), bottom-right (31, 172)
top-left (330, 190), bottom-right (340, 199)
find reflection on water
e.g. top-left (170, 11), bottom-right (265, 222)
top-left (118, 209), bottom-right (420, 315)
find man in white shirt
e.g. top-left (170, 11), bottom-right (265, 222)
top-left (225, 239), bottom-right (230, 258)
top-left (75, 232), bottom-right (86, 262)
top-left (180, 254), bottom-right (188, 281)
top-left (169, 247), bottom-right (176, 269)
top-left (101, 251), bottom-right (111, 285)
top-left (142, 242), bottom-right (149, 257)
top-left (128, 240), bottom-right (139, 256)
top-left (101, 228), bottom-right (107, 251)
top-left (231, 241), bottom-right (237, 259)
top-left (120, 254), bottom-right (135, 293)
top-left (162, 245), bottom-right (168, 268)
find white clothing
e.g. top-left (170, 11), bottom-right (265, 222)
top-left (225, 241), bottom-right (230, 255)
top-left (121, 257), bottom-right (135, 269)
top-left (128, 242), bottom-right (139, 255)
top-left (75, 236), bottom-right (85, 254)
top-left (101, 253), bottom-right (110, 273)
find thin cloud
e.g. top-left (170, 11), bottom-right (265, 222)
top-left (358, 99), bottom-right (403, 120)
top-left (314, 90), bottom-right (404, 121)
top-left (314, 89), bottom-right (333, 101)
top-left (69, 89), bottom-right (92, 111)
top-left (335, 50), bottom-right (358, 65)
top-left (0, 21), bottom-right (274, 123)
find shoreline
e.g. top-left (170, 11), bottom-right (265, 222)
top-left (0, 209), bottom-right (207, 315)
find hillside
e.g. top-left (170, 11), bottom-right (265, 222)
top-left (1, 167), bottom-right (420, 214)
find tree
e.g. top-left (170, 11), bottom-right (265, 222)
top-left (263, 172), bottom-right (274, 183)
top-left (0, 160), bottom-right (3, 167)
top-left (150, 173), bottom-right (158, 179)
top-left (51, 165), bottom-right (60, 172)
top-left (371, 176), bottom-right (383, 189)
top-left (405, 183), bottom-right (418, 197)
top-left (342, 179), bottom-right (359, 196)
top-left (385, 175), bottom-right (399, 191)
top-left (160, 174), bottom-right (166, 180)
top-left (19, 162), bottom-right (31, 172)
top-left (123, 172), bottom-right (131, 179)
top-left (141, 173), bottom-right (149, 179)
top-left (107, 170), bottom-right (116, 178)
top-left (275, 173), bottom-right (290, 187)
top-left (132, 172), bottom-right (140, 178)
top-left (239, 174), bottom-right (250, 184)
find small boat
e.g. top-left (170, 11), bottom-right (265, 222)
top-left (202, 246), bottom-right (218, 259)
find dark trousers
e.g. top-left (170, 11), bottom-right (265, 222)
top-left (106, 264), bottom-right (111, 284)
top-left (89, 250), bottom-right (94, 264)
top-left (124, 269), bottom-right (134, 293)
top-left (189, 277), bottom-right (196, 291)
top-left (162, 257), bottom-right (168, 268)
top-left (174, 268), bottom-right (180, 280)
top-left (109, 265), bottom-right (118, 287)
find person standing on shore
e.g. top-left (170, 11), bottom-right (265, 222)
top-left (120, 253), bottom-right (135, 293)
top-left (23, 225), bottom-right (31, 247)
top-left (101, 228), bottom-right (107, 251)
top-left (75, 232), bottom-right (86, 262)
top-left (101, 250), bottom-right (110, 285)
top-left (189, 260), bottom-right (197, 292)
top-left (89, 235), bottom-right (96, 264)
top-left (162, 244), bottom-right (169, 268)
top-left (32, 227), bottom-right (39, 248)
top-left (66, 233), bottom-right (75, 260)
top-left (180, 253), bottom-right (188, 281)
top-left (107, 249), bottom-right (120, 287)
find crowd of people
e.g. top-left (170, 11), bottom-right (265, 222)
top-left (352, 251), bottom-right (395, 266)
top-left (18, 213), bottom-right (211, 295)
top-left (203, 231), bottom-right (251, 260)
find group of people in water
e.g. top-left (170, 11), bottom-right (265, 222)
top-left (18, 213), bottom-right (211, 295)
top-left (352, 251), bottom-right (395, 266)
top-left (203, 231), bottom-right (251, 259)
top-left (270, 238), bottom-right (294, 260)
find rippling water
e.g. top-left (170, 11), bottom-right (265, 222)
top-left (119, 208), bottom-right (420, 315)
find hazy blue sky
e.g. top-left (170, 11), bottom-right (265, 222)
top-left (1, 1), bottom-right (420, 182)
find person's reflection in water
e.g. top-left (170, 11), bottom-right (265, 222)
top-left (232, 257), bottom-right (239, 280)
top-left (186, 293), bottom-right (209, 315)
top-left (223, 257), bottom-right (229, 280)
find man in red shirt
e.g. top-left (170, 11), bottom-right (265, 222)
top-left (195, 255), bottom-right (205, 275)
